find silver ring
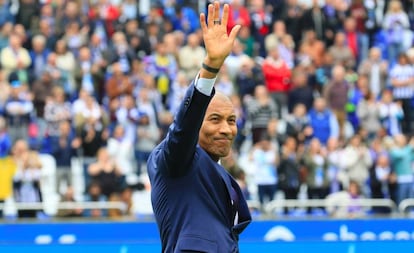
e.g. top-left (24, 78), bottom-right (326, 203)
top-left (213, 20), bottom-right (221, 25)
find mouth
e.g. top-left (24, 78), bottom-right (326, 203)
top-left (214, 138), bottom-right (232, 144)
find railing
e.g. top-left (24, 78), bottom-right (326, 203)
top-left (248, 198), bottom-right (399, 216)
top-left (4, 198), bottom-right (414, 218)
top-left (0, 201), bottom-right (128, 214)
top-left (398, 199), bottom-right (414, 213)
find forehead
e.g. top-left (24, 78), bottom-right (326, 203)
top-left (205, 95), bottom-right (235, 116)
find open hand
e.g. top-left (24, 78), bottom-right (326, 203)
top-left (199, 1), bottom-right (241, 69)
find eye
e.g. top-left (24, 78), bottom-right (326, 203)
top-left (210, 116), bottom-right (220, 122)
top-left (228, 118), bottom-right (236, 125)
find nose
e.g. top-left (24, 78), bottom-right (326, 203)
top-left (219, 121), bottom-right (233, 136)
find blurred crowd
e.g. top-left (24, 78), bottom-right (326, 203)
top-left (0, 0), bottom-right (414, 219)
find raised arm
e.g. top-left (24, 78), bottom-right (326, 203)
top-left (154, 2), bottom-right (241, 177)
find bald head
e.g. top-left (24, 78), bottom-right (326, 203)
top-left (211, 91), bottom-right (233, 104)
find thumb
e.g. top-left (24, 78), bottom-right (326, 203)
top-left (228, 24), bottom-right (241, 43)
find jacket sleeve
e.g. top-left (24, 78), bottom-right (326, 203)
top-left (154, 82), bottom-right (214, 177)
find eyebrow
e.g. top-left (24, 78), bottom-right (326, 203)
top-left (208, 113), bottom-right (236, 119)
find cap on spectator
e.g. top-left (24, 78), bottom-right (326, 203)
top-left (8, 72), bottom-right (21, 87)
top-left (10, 80), bottom-right (21, 88)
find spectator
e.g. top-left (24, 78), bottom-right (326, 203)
top-left (135, 87), bottom-right (161, 175)
top-left (119, 0), bottom-right (139, 24)
top-left (349, 0), bottom-right (372, 42)
top-left (343, 16), bottom-right (369, 65)
top-left (106, 31), bottom-right (136, 74)
top-left (325, 180), bottom-right (366, 218)
top-left (4, 79), bottom-right (33, 144)
top-left (13, 149), bottom-right (43, 218)
top-left (284, 103), bottom-right (312, 144)
top-left (129, 59), bottom-right (147, 97)
top-left (307, 97), bottom-right (339, 145)
top-left (301, 138), bottom-right (329, 211)
top-left (114, 94), bottom-right (143, 143)
top-left (324, 65), bottom-right (350, 139)
top-left (357, 47), bottom-right (389, 99)
top-left (168, 71), bottom-right (190, 115)
top-left (29, 34), bottom-right (51, 80)
top-left (300, 0), bottom-right (334, 44)
top-left (134, 110), bottom-right (159, 176)
top-left (0, 116), bottom-right (15, 218)
top-left (230, 94), bottom-right (248, 154)
top-left (389, 134), bottom-right (414, 205)
top-left (56, 186), bottom-right (83, 218)
top-left (287, 67), bottom-right (314, 113)
top-left (145, 21), bottom-right (163, 53)
top-left (234, 55), bottom-right (263, 101)
top-left (36, 19), bottom-right (58, 51)
top-left (107, 124), bottom-right (134, 177)
top-left (162, 32), bottom-right (182, 62)
top-left (246, 85), bottom-right (278, 145)
top-left (226, 0), bottom-right (251, 33)
top-left (43, 52), bottom-right (71, 97)
top-left (378, 89), bottom-right (404, 136)
top-left (278, 34), bottom-right (295, 69)
top-left (297, 30), bottom-right (326, 67)
top-left (88, 33), bottom-right (109, 69)
top-left (170, 6), bottom-right (200, 35)
top-left (328, 32), bottom-right (356, 70)
top-left (37, 4), bottom-right (55, 36)
top-left (50, 120), bottom-right (80, 195)
top-left (340, 134), bottom-right (373, 194)
top-left (215, 66), bottom-right (234, 97)
top-left (31, 71), bottom-right (58, 148)
top-left (278, 136), bottom-right (302, 214)
top-left (356, 90), bottom-right (382, 141)
top-left (223, 38), bottom-right (248, 81)
top-left (87, 147), bottom-right (123, 199)
top-left (105, 62), bottom-right (134, 103)
top-left (389, 53), bottom-right (414, 135)
top-left (0, 32), bottom-right (31, 81)
top-left (326, 137), bottom-right (344, 194)
top-left (54, 39), bottom-right (77, 97)
top-left (382, 0), bottom-right (411, 64)
top-left (0, 70), bottom-right (10, 115)
top-left (235, 169), bottom-right (250, 201)
top-left (83, 180), bottom-right (108, 218)
top-left (262, 43), bottom-right (291, 118)
top-left (73, 90), bottom-right (104, 131)
top-left (75, 46), bottom-right (106, 102)
top-left (178, 33), bottom-right (206, 81)
top-left (369, 153), bottom-right (396, 214)
top-left (61, 21), bottom-right (89, 57)
top-left (237, 24), bottom-right (256, 57)
top-left (94, 0), bottom-right (120, 38)
top-left (144, 41), bottom-right (178, 107)
top-left (0, 22), bottom-right (12, 51)
top-left (249, 0), bottom-right (272, 57)
top-left (249, 134), bottom-right (278, 209)
top-left (280, 0), bottom-right (303, 49)
top-left (345, 72), bottom-right (366, 132)
top-left (44, 86), bottom-right (72, 140)
top-left (264, 20), bottom-right (285, 53)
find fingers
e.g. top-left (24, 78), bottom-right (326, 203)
top-left (221, 3), bottom-right (230, 28)
top-left (200, 13), bottom-right (207, 32)
top-left (213, 1), bottom-right (220, 22)
top-left (206, 3), bottom-right (214, 28)
top-left (228, 24), bottom-right (241, 42)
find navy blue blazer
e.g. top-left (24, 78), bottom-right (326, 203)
top-left (148, 83), bottom-right (251, 253)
